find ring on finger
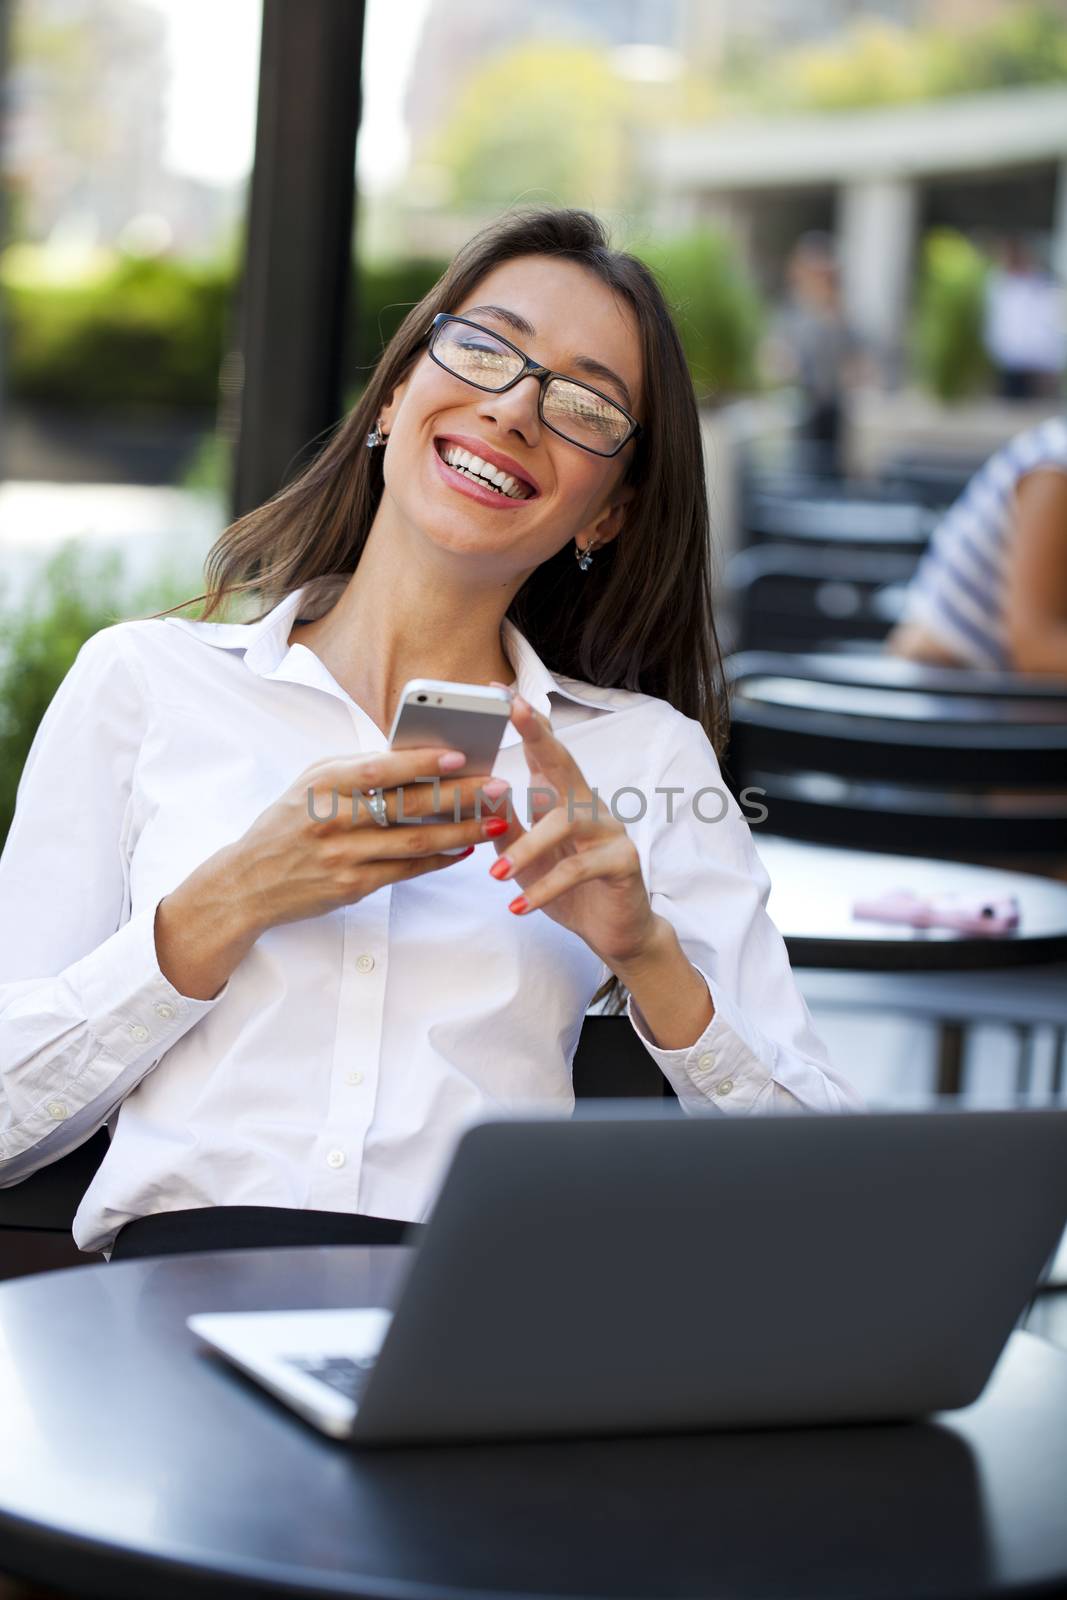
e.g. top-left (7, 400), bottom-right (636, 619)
top-left (361, 787), bottom-right (390, 828)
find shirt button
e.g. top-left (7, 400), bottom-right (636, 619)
top-left (46, 1100), bottom-right (68, 1120)
top-left (129, 1024), bottom-right (150, 1043)
top-left (326, 1149), bottom-right (346, 1169)
top-left (698, 1053), bottom-right (715, 1071)
top-left (345, 1071), bottom-right (364, 1087)
top-left (716, 1078), bottom-right (734, 1097)
top-left (355, 953), bottom-right (375, 974)
top-left (154, 1002), bottom-right (175, 1019)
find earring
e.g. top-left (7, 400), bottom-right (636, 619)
top-left (575, 538), bottom-right (599, 572)
top-left (365, 419), bottom-right (388, 449)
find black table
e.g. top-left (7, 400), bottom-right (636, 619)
top-left (2, 1247), bottom-right (1067, 1600)
top-left (759, 835), bottom-right (1067, 971)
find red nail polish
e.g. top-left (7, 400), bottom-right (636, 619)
top-left (482, 817), bottom-right (509, 838)
top-left (508, 894), bottom-right (529, 914)
top-left (456, 846), bottom-right (475, 859)
top-left (489, 857), bottom-right (512, 880)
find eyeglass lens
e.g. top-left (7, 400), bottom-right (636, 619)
top-left (433, 320), bottom-right (630, 453)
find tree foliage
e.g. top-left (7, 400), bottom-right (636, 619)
top-left (430, 44), bottom-right (630, 211)
top-left (765, 4), bottom-right (1067, 114)
top-left (427, 41), bottom-right (716, 213)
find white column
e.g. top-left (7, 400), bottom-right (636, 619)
top-left (838, 177), bottom-right (918, 387)
top-left (1052, 159), bottom-right (1067, 283)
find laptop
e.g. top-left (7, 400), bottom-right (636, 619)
top-left (187, 1102), bottom-right (1067, 1443)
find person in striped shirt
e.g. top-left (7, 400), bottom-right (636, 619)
top-left (886, 416), bottom-right (1067, 675)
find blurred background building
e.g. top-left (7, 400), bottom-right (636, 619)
top-left (2, 0), bottom-right (1064, 498)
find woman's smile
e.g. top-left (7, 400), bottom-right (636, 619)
top-left (432, 436), bottom-right (540, 511)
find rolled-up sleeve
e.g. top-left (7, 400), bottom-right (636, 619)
top-left (0, 626), bottom-right (227, 1183)
top-left (625, 711), bottom-right (863, 1114)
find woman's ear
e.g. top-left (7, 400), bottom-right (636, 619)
top-left (587, 482), bottom-right (636, 550)
top-left (376, 375), bottom-right (408, 436)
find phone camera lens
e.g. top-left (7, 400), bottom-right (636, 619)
top-left (417, 694), bottom-right (427, 703)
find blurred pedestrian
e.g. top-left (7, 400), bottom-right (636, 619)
top-left (885, 415), bottom-right (1067, 675)
top-left (763, 231), bottom-right (864, 479)
top-left (983, 237), bottom-right (1066, 402)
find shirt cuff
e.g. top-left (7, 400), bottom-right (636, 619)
top-left (72, 897), bottom-right (229, 1070)
top-left (625, 963), bottom-right (779, 1113)
top-left (2, 900), bottom-right (230, 1167)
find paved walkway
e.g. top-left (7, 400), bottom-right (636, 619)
top-left (0, 481), bottom-right (224, 614)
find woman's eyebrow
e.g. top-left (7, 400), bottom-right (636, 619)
top-left (463, 303), bottom-right (634, 411)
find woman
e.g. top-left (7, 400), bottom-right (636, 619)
top-left (886, 415), bottom-right (1067, 674)
top-left (0, 208), bottom-right (859, 1260)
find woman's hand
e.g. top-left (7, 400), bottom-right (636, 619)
top-left (229, 748), bottom-right (505, 935)
top-left (155, 748), bottom-right (503, 1000)
top-left (484, 691), bottom-right (660, 971)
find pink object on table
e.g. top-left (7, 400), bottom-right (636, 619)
top-left (851, 888), bottom-right (1021, 936)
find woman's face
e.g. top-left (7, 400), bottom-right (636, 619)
top-left (377, 255), bottom-right (643, 576)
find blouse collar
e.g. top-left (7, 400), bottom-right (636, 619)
top-left (165, 586), bottom-right (622, 748)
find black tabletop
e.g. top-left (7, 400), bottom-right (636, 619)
top-left (2, 1247), bottom-right (1067, 1600)
top-left (757, 834), bottom-right (1067, 970)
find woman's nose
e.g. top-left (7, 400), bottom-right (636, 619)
top-left (478, 374), bottom-right (542, 442)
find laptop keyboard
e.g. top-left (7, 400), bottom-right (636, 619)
top-left (285, 1354), bottom-right (377, 1402)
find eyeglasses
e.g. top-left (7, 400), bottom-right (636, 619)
top-left (426, 312), bottom-right (641, 458)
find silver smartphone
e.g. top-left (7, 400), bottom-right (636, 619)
top-left (388, 679), bottom-right (513, 851)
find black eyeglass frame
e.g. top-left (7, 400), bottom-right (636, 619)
top-left (426, 312), bottom-right (642, 459)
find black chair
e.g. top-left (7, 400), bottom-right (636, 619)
top-left (0, 1128), bottom-right (110, 1233)
top-left (881, 452), bottom-right (986, 511)
top-left (724, 650), bottom-right (1067, 860)
top-left (724, 545), bottom-right (916, 654)
top-left (740, 491), bottom-right (933, 554)
top-left (0, 1019), bottom-right (668, 1262)
top-left (572, 1014), bottom-right (672, 1099)
top-left (0, 1128), bottom-right (110, 1278)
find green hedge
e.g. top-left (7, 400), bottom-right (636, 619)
top-left (5, 236), bottom-right (765, 413)
top-left (6, 255), bottom-right (236, 410)
top-left (350, 257), bottom-right (449, 372)
top-left (912, 228), bottom-right (992, 402)
top-left (4, 252), bottom-right (451, 414)
top-left (633, 228), bottom-right (764, 398)
top-left (0, 546), bottom-right (202, 853)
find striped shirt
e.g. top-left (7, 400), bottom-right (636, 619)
top-left (898, 416), bottom-right (1067, 669)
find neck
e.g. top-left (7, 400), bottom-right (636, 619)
top-left (288, 517), bottom-right (525, 736)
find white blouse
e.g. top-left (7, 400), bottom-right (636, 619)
top-left (0, 585), bottom-right (859, 1252)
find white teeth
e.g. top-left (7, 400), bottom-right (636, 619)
top-left (438, 442), bottom-right (530, 500)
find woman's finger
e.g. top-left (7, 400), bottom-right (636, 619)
top-left (488, 808), bottom-right (605, 882)
top-left (504, 843), bottom-right (627, 915)
top-left (509, 693), bottom-right (590, 798)
top-left (308, 772), bottom-right (509, 829)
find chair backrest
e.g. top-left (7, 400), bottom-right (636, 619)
top-left (0, 1020), bottom-right (668, 1235)
top-left (741, 492), bottom-right (933, 553)
top-left (725, 651), bottom-right (1067, 858)
top-left (725, 545), bottom-right (917, 653)
top-left (572, 1015), bottom-right (671, 1100)
top-left (882, 452), bottom-right (986, 510)
top-left (0, 1129), bottom-right (109, 1233)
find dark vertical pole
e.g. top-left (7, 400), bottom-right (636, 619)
top-left (232, 0), bottom-right (365, 520)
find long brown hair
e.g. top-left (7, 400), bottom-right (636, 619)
top-left (151, 205), bottom-right (729, 1014)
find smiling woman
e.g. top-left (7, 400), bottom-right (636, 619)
top-left (0, 208), bottom-right (860, 1262)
